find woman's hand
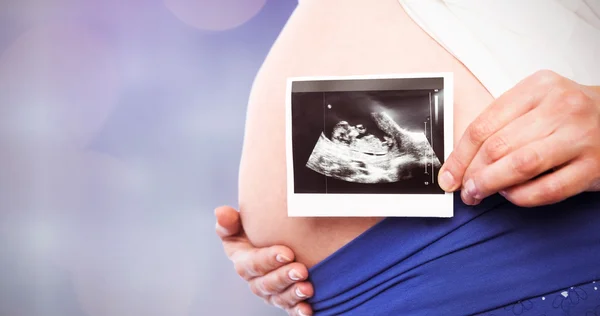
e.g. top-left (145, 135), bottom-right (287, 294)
top-left (439, 70), bottom-right (600, 207)
top-left (215, 206), bottom-right (314, 316)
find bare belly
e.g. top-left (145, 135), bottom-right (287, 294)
top-left (238, 0), bottom-right (494, 268)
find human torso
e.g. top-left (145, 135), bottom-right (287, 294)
top-left (238, 0), bottom-right (494, 267)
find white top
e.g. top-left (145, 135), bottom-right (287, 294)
top-left (398, 0), bottom-right (600, 98)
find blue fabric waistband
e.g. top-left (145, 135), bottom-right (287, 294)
top-left (307, 192), bottom-right (600, 315)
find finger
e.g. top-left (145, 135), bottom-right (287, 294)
top-left (462, 81), bottom-right (595, 204)
top-left (234, 245), bottom-right (296, 280)
top-left (438, 70), bottom-right (561, 191)
top-left (459, 108), bottom-right (553, 203)
top-left (463, 130), bottom-right (581, 204)
top-left (472, 107), bottom-right (558, 167)
top-left (215, 205), bottom-right (242, 238)
top-left (249, 262), bottom-right (308, 296)
top-left (500, 158), bottom-right (596, 207)
top-left (286, 302), bottom-right (313, 316)
top-left (275, 282), bottom-right (314, 309)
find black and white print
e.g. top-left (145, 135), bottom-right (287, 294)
top-left (285, 74), bottom-right (454, 217)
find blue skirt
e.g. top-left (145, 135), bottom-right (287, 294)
top-left (307, 192), bottom-right (600, 315)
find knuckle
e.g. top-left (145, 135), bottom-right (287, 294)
top-left (270, 295), bottom-right (286, 309)
top-left (531, 69), bottom-right (562, 87)
top-left (258, 279), bottom-right (273, 295)
top-left (541, 179), bottom-right (565, 200)
top-left (280, 291), bottom-right (297, 307)
top-left (562, 89), bottom-right (592, 114)
top-left (483, 135), bottom-right (511, 162)
top-left (511, 148), bottom-right (542, 177)
top-left (234, 263), bottom-right (249, 280)
top-left (468, 118), bottom-right (494, 145)
top-left (249, 281), bottom-right (266, 298)
top-left (446, 152), bottom-right (467, 173)
top-left (527, 180), bottom-right (564, 207)
top-left (261, 279), bottom-right (277, 294)
top-left (513, 179), bottom-right (566, 208)
top-left (248, 260), bottom-right (262, 277)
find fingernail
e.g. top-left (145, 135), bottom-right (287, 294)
top-left (461, 190), bottom-right (471, 205)
top-left (464, 179), bottom-right (481, 200)
top-left (298, 308), bottom-right (309, 316)
top-left (288, 269), bottom-right (303, 281)
top-left (295, 287), bottom-right (308, 298)
top-left (215, 222), bottom-right (230, 235)
top-left (461, 188), bottom-right (478, 206)
top-left (276, 254), bottom-right (291, 263)
top-left (439, 171), bottom-right (456, 191)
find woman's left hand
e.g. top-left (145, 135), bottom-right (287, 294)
top-left (438, 70), bottom-right (600, 207)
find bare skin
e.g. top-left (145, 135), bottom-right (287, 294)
top-left (440, 74), bottom-right (600, 206)
top-left (226, 0), bottom-right (600, 315)
top-left (220, 77), bottom-right (600, 316)
top-left (216, 206), bottom-right (314, 316)
top-left (231, 1), bottom-right (492, 314)
top-left (238, 0), bottom-right (493, 269)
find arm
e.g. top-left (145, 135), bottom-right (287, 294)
top-left (215, 206), bottom-right (314, 316)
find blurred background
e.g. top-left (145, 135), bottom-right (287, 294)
top-left (0, 0), bottom-right (297, 315)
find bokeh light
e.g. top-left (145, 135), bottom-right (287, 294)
top-left (164, 0), bottom-right (267, 31)
top-left (0, 1), bottom-right (298, 315)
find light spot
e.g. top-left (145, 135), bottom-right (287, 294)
top-left (164, 0), bottom-right (267, 31)
top-left (594, 287), bottom-right (598, 291)
top-left (561, 291), bottom-right (569, 298)
top-left (542, 297), bottom-right (545, 300)
top-left (327, 104), bottom-right (332, 109)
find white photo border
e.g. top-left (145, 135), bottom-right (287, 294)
top-left (285, 73), bottom-right (454, 218)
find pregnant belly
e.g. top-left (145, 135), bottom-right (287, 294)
top-left (238, 0), bottom-right (494, 267)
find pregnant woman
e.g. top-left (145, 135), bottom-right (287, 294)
top-left (218, 0), bottom-right (600, 315)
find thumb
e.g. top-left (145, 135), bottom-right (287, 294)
top-left (215, 205), bottom-right (242, 238)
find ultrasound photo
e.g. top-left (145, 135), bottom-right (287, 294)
top-left (291, 78), bottom-right (445, 194)
top-left (285, 74), bottom-right (454, 217)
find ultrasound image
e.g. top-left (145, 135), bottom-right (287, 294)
top-left (291, 83), bottom-right (445, 195)
top-left (306, 111), bottom-right (440, 184)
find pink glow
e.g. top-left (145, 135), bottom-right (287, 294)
top-left (164, 0), bottom-right (267, 31)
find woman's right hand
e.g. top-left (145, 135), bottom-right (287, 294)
top-left (215, 206), bottom-right (314, 316)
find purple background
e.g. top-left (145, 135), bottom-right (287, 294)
top-left (0, 0), bottom-right (296, 315)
